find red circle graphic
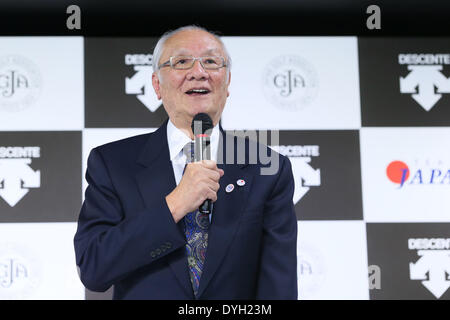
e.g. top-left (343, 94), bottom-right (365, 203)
top-left (386, 161), bottom-right (410, 184)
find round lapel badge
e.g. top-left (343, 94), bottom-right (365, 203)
top-left (225, 184), bottom-right (235, 193)
top-left (236, 179), bottom-right (245, 187)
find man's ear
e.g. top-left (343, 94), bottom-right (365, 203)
top-left (152, 72), bottom-right (162, 100)
top-left (227, 71), bottom-right (231, 97)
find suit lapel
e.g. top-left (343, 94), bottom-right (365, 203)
top-left (196, 131), bottom-right (253, 298)
top-left (135, 120), bottom-right (194, 298)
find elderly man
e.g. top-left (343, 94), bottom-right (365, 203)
top-left (74, 25), bottom-right (298, 300)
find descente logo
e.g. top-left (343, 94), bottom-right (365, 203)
top-left (408, 238), bottom-right (450, 299)
top-left (0, 146), bottom-right (41, 207)
top-left (399, 53), bottom-right (450, 111)
top-left (272, 144), bottom-right (320, 204)
top-left (124, 54), bottom-right (161, 112)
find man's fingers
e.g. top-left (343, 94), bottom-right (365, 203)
top-left (202, 161), bottom-right (224, 178)
top-left (190, 161), bottom-right (223, 181)
top-left (200, 160), bottom-right (219, 169)
top-left (198, 182), bottom-right (217, 202)
top-left (188, 161), bottom-right (222, 173)
top-left (179, 161), bottom-right (223, 210)
top-left (207, 181), bottom-right (220, 193)
top-left (208, 191), bottom-right (218, 202)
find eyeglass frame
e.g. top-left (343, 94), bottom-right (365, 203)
top-left (157, 56), bottom-right (228, 70)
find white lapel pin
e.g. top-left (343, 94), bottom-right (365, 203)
top-left (236, 179), bottom-right (245, 187)
top-left (225, 184), bottom-right (235, 193)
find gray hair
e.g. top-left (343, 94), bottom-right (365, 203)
top-left (152, 25), bottom-right (232, 74)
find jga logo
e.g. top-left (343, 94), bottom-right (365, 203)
top-left (124, 54), bottom-right (161, 112)
top-left (0, 55), bottom-right (43, 112)
top-left (0, 243), bottom-right (41, 299)
top-left (0, 146), bottom-right (41, 207)
top-left (262, 55), bottom-right (319, 111)
top-left (297, 242), bottom-right (326, 298)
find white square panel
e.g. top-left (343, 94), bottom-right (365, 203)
top-left (0, 37), bottom-right (83, 130)
top-left (221, 36), bottom-right (361, 130)
top-left (0, 222), bottom-right (84, 299)
top-left (361, 128), bottom-right (450, 222)
top-left (297, 221), bottom-right (369, 299)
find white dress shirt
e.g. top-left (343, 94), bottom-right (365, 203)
top-left (166, 119), bottom-right (220, 220)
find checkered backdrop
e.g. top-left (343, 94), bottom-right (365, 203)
top-left (1, 36), bottom-right (450, 300)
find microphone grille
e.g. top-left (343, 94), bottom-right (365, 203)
top-left (191, 113), bottom-right (213, 134)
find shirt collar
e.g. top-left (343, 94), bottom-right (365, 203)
top-left (167, 118), bottom-right (220, 162)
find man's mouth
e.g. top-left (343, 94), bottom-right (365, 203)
top-left (185, 88), bottom-right (211, 96)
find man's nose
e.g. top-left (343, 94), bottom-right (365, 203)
top-left (187, 59), bottom-right (209, 80)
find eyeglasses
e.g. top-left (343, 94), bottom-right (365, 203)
top-left (158, 56), bottom-right (227, 70)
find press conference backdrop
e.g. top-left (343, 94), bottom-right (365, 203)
top-left (1, 36), bottom-right (450, 300)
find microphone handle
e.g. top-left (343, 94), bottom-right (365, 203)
top-left (195, 135), bottom-right (212, 214)
top-left (199, 199), bottom-right (212, 215)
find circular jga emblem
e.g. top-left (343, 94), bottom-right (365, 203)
top-left (0, 55), bottom-right (43, 112)
top-left (262, 55), bottom-right (318, 111)
top-left (0, 242), bottom-right (42, 299)
top-left (297, 242), bottom-right (326, 298)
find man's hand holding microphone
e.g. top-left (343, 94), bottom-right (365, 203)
top-left (166, 113), bottom-right (223, 223)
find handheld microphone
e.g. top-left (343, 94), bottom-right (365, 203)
top-left (191, 113), bottom-right (214, 214)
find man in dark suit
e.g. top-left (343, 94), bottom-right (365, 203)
top-left (74, 25), bottom-right (298, 300)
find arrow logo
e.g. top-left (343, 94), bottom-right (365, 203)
top-left (0, 158), bottom-right (40, 207)
top-left (410, 250), bottom-right (450, 299)
top-left (289, 157), bottom-right (321, 205)
top-left (125, 65), bottom-right (161, 112)
top-left (400, 65), bottom-right (450, 111)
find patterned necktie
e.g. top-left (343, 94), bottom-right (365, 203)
top-left (182, 142), bottom-right (210, 297)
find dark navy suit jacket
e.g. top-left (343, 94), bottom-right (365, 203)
top-left (74, 120), bottom-right (298, 299)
